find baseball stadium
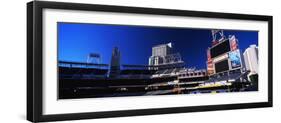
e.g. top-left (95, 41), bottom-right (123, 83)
top-left (58, 23), bottom-right (259, 99)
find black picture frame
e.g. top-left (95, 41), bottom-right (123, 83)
top-left (27, 1), bottom-right (273, 122)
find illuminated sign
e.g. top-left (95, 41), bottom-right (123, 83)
top-left (228, 50), bottom-right (241, 69)
top-left (230, 35), bottom-right (238, 51)
top-left (207, 63), bottom-right (214, 75)
top-left (207, 49), bottom-right (211, 61)
top-left (207, 49), bottom-right (214, 75)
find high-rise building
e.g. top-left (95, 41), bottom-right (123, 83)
top-left (152, 42), bottom-right (172, 56)
top-left (149, 42), bottom-right (184, 70)
top-left (243, 45), bottom-right (259, 74)
top-left (149, 43), bottom-right (172, 66)
top-left (109, 47), bottom-right (121, 78)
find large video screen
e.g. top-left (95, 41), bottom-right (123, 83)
top-left (215, 60), bottom-right (229, 73)
top-left (210, 40), bottom-right (230, 58)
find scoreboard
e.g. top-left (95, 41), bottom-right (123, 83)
top-left (207, 35), bottom-right (242, 75)
top-left (214, 59), bottom-right (229, 73)
top-left (210, 39), bottom-right (230, 58)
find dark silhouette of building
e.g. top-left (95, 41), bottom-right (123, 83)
top-left (108, 47), bottom-right (121, 78)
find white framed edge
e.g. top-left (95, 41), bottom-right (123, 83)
top-left (41, 8), bottom-right (269, 115)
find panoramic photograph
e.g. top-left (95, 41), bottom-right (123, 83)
top-left (57, 22), bottom-right (259, 99)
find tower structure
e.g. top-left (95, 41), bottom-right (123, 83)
top-left (108, 47), bottom-right (121, 78)
top-left (87, 53), bottom-right (101, 64)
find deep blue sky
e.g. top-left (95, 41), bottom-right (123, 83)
top-left (58, 22), bottom-right (258, 69)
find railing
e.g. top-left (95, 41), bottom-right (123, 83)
top-left (59, 61), bottom-right (109, 69)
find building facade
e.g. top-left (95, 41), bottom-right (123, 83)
top-left (149, 43), bottom-right (172, 66)
top-left (149, 42), bottom-right (184, 70)
top-left (243, 45), bottom-right (259, 74)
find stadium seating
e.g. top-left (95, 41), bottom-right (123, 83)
top-left (59, 67), bottom-right (108, 79)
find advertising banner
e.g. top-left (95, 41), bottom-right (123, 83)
top-left (228, 50), bottom-right (241, 69)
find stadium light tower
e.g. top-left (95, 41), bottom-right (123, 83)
top-left (87, 53), bottom-right (101, 64)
